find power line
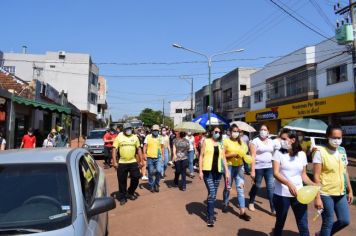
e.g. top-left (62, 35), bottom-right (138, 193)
top-left (309, 0), bottom-right (336, 30)
top-left (269, 0), bottom-right (336, 42)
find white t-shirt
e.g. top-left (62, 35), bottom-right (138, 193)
top-left (185, 136), bottom-right (195, 151)
top-left (313, 148), bottom-right (349, 165)
top-left (273, 151), bottom-right (308, 197)
top-left (251, 137), bottom-right (275, 169)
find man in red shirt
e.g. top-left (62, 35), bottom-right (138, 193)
top-left (20, 128), bottom-right (36, 149)
top-left (103, 128), bottom-right (117, 168)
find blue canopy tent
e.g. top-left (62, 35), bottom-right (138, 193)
top-left (192, 113), bottom-right (229, 129)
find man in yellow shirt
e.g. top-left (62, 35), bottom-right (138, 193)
top-left (144, 124), bottom-right (164, 193)
top-left (112, 123), bottom-right (143, 205)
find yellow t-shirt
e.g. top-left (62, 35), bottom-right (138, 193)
top-left (144, 134), bottom-right (162, 158)
top-left (300, 140), bottom-right (311, 153)
top-left (223, 138), bottom-right (248, 167)
top-left (113, 134), bottom-right (140, 164)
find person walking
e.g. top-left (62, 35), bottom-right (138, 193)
top-left (20, 128), bottom-right (36, 149)
top-left (172, 131), bottom-right (190, 191)
top-left (161, 127), bottom-right (171, 178)
top-left (56, 129), bottom-right (68, 147)
top-left (144, 124), bottom-right (164, 193)
top-left (272, 128), bottom-right (315, 236)
top-left (222, 124), bottom-right (251, 221)
top-left (112, 123), bottom-right (143, 206)
top-left (137, 127), bottom-right (148, 180)
top-left (199, 127), bottom-right (230, 227)
top-left (103, 128), bottom-right (117, 168)
top-left (248, 124), bottom-right (276, 214)
top-left (43, 133), bottom-right (55, 148)
top-left (186, 131), bottom-right (197, 178)
top-left (313, 124), bottom-right (353, 236)
top-left (0, 131), bottom-right (6, 151)
top-left (240, 130), bottom-right (251, 175)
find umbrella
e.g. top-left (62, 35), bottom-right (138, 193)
top-left (284, 118), bottom-right (328, 134)
top-left (174, 122), bottom-right (206, 133)
top-left (192, 113), bottom-right (229, 129)
top-left (230, 121), bottom-right (256, 132)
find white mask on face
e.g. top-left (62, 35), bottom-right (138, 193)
top-left (281, 140), bottom-right (292, 150)
top-left (231, 132), bottom-right (240, 139)
top-left (260, 130), bottom-right (268, 138)
top-left (328, 138), bottom-right (342, 148)
top-left (162, 131), bottom-right (167, 136)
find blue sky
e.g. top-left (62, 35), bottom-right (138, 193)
top-left (0, 0), bottom-right (343, 119)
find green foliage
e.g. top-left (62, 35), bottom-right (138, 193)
top-left (138, 108), bottom-right (173, 128)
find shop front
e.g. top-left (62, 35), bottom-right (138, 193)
top-left (246, 92), bottom-right (356, 135)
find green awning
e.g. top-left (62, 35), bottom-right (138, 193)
top-left (13, 96), bottom-right (71, 115)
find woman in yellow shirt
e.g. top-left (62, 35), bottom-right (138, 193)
top-left (222, 124), bottom-right (251, 221)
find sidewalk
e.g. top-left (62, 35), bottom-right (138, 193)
top-left (103, 165), bottom-right (356, 236)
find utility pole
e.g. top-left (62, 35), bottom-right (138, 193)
top-left (335, 0), bottom-right (356, 123)
top-left (180, 76), bottom-right (194, 120)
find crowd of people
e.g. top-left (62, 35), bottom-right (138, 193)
top-left (104, 122), bottom-right (353, 236)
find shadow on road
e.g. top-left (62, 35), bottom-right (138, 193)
top-left (163, 179), bottom-right (192, 188)
top-left (237, 228), bottom-right (269, 236)
top-left (186, 202), bottom-right (208, 222)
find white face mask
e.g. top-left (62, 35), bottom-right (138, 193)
top-left (162, 131), bottom-right (167, 136)
top-left (125, 129), bottom-right (132, 136)
top-left (281, 140), bottom-right (292, 150)
top-left (328, 138), bottom-right (342, 148)
top-left (231, 132), bottom-right (240, 139)
top-left (260, 130), bottom-right (268, 138)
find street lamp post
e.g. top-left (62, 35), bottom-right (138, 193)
top-left (172, 44), bottom-right (244, 126)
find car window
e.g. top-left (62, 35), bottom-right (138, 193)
top-left (84, 153), bottom-right (99, 181)
top-left (0, 164), bottom-right (72, 232)
top-left (87, 131), bottom-right (106, 139)
top-left (79, 157), bottom-right (96, 206)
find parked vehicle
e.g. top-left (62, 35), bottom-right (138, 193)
top-left (83, 129), bottom-right (106, 157)
top-left (0, 148), bottom-right (116, 235)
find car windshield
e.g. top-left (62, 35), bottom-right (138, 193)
top-left (88, 131), bottom-right (105, 139)
top-left (0, 164), bottom-right (72, 232)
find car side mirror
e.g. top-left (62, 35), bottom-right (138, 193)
top-left (87, 197), bottom-right (116, 218)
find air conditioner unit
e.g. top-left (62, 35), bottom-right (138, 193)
top-left (58, 51), bottom-right (66, 59)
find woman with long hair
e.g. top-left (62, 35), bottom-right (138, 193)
top-left (172, 131), bottom-right (190, 191)
top-left (222, 124), bottom-right (251, 221)
top-left (313, 124), bottom-right (353, 236)
top-left (199, 126), bottom-right (230, 227)
top-left (272, 128), bottom-right (314, 236)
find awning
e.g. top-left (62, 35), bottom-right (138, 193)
top-left (12, 96), bottom-right (71, 115)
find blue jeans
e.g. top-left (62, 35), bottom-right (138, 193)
top-left (223, 165), bottom-right (245, 208)
top-left (174, 159), bottom-right (188, 189)
top-left (162, 148), bottom-right (170, 175)
top-left (320, 195), bottom-right (350, 236)
top-left (187, 150), bottom-right (195, 174)
top-left (203, 171), bottom-right (222, 221)
top-left (249, 167), bottom-right (275, 212)
top-left (147, 157), bottom-right (163, 189)
top-left (273, 194), bottom-right (309, 236)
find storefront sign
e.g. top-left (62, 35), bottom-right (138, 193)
top-left (246, 93), bottom-right (355, 122)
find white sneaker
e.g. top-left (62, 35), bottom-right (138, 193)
top-left (248, 203), bottom-right (255, 212)
top-left (168, 161), bottom-right (173, 166)
top-left (193, 166), bottom-right (199, 170)
top-left (141, 176), bottom-right (148, 181)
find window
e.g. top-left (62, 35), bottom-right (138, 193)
top-left (89, 93), bottom-right (97, 104)
top-left (267, 78), bottom-right (284, 100)
top-left (79, 156), bottom-right (96, 205)
top-left (254, 90), bottom-right (263, 103)
top-left (286, 70), bottom-right (309, 96)
top-left (50, 65), bottom-right (56, 68)
top-left (175, 109), bottom-right (182, 113)
top-left (223, 88), bottom-right (232, 102)
top-left (3, 66), bottom-right (15, 74)
top-left (327, 64), bottom-right (347, 85)
top-left (91, 73), bottom-right (98, 86)
top-left (240, 84), bottom-right (247, 91)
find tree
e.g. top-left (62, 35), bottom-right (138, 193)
top-left (138, 108), bottom-right (173, 128)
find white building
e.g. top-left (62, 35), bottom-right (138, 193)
top-left (247, 39), bottom-right (355, 135)
top-left (169, 100), bottom-right (194, 126)
top-left (2, 50), bottom-right (106, 136)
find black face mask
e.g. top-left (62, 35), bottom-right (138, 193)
top-left (152, 131), bottom-right (159, 137)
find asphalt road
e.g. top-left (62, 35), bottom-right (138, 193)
top-left (103, 164), bottom-right (356, 236)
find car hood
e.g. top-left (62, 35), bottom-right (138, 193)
top-left (85, 139), bottom-right (104, 146)
top-left (30, 225), bottom-right (75, 236)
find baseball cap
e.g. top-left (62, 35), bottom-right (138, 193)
top-left (152, 124), bottom-right (160, 131)
top-left (123, 123), bottom-right (133, 130)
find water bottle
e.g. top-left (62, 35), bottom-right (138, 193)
top-left (313, 209), bottom-right (323, 222)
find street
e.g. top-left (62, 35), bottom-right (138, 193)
top-left (103, 164), bottom-right (356, 236)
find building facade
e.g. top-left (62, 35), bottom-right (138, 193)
top-left (2, 51), bottom-right (103, 136)
top-left (169, 100), bottom-right (194, 126)
top-left (195, 67), bottom-right (257, 121)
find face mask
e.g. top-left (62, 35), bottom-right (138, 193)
top-left (298, 136), bottom-right (304, 142)
top-left (213, 133), bottom-right (220, 140)
top-left (281, 140), bottom-right (292, 150)
top-left (152, 131), bottom-right (159, 137)
top-left (260, 130), bottom-right (268, 138)
top-left (162, 131), bottom-right (167, 136)
top-left (125, 129), bottom-right (132, 136)
top-left (231, 132), bottom-right (240, 139)
top-left (187, 132), bottom-right (192, 136)
top-left (329, 138), bottom-right (342, 148)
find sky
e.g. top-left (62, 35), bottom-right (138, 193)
top-left (0, 0), bottom-right (345, 120)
